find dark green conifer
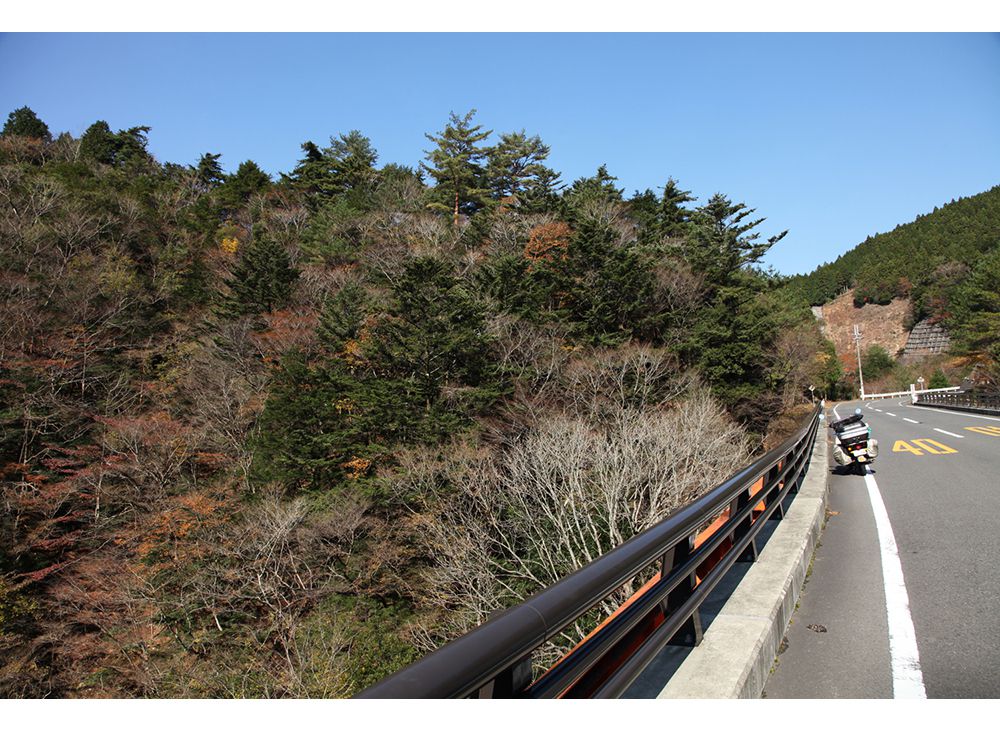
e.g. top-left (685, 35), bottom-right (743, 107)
top-left (486, 130), bottom-right (557, 202)
top-left (318, 282), bottom-right (367, 353)
top-left (685, 193), bottom-right (786, 290)
top-left (660, 178), bottom-right (696, 239)
top-left (222, 230), bottom-right (298, 315)
top-left (2, 106), bottom-right (51, 140)
top-left (78, 120), bottom-right (118, 164)
top-left (195, 152), bottom-right (225, 189)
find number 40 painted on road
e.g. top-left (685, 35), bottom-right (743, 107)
top-left (892, 439), bottom-right (958, 456)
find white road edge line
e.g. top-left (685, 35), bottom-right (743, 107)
top-left (864, 467), bottom-right (927, 699)
top-left (902, 418), bottom-right (919, 424)
top-left (933, 428), bottom-right (964, 439)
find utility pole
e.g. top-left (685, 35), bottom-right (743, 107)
top-left (853, 324), bottom-right (866, 400)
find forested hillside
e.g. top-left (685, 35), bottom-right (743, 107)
top-left (786, 185), bottom-right (1000, 309)
top-left (0, 106), bottom-right (836, 697)
top-left (784, 185), bottom-right (1000, 379)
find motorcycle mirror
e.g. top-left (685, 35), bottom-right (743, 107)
top-left (855, 408), bottom-right (862, 415)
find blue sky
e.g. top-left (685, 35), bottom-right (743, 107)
top-left (2, 32), bottom-right (998, 275)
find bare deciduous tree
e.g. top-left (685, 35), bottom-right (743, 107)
top-left (404, 390), bottom-right (749, 670)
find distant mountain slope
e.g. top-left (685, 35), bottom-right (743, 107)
top-left (786, 185), bottom-right (1000, 317)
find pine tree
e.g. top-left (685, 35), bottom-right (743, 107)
top-left (422, 110), bottom-right (492, 226)
top-left (2, 106), bottom-right (51, 140)
top-left (324, 130), bottom-right (378, 199)
top-left (78, 121), bottom-right (152, 168)
top-left (222, 230), bottom-right (298, 315)
top-left (485, 130), bottom-right (558, 202)
top-left (685, 193), bottom-right (786, 290)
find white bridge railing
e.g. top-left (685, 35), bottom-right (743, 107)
top-left (863, 385), bottom-right (962, 402)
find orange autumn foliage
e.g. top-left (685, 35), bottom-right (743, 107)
top-left (525, 221), bottom-right (572, 262)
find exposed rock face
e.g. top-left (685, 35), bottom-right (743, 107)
top-left (902, 319), bottom-right (951, 361)
top-left (814, 289), bottom-right (911, 371)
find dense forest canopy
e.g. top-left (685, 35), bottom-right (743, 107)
top-left (0, 104), bottom-right (871, 697)
top-left (784, 185), bottom-right (1000, 317)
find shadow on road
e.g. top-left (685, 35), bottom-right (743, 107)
top-left (830, 465), bottom-right (877, 477)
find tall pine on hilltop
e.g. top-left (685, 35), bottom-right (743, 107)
top-left (422, 110), bottom-right (492, 226)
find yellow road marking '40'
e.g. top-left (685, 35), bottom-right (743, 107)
top-left (892, 439), bottom-right (958, 456)
top-left (965, 426), bottom-right (1000, 437)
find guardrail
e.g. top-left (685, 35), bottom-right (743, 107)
top-left (916, 389), bottom-right (1000, 413)
top-left (864, 386), bottom-right (961, 401)
top-left (357, 404), bottom-right (822, 699)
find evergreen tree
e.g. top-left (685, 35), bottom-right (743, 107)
top-left (367, 257), bottom-right (496, 409)
top-left (218, 160), bottom-right (271, 211)
top-left (78, 120), bottom-right (119, 165)
top-left (929, 369), bottom-right (950, 389)
top-left (949, 246), bottom-right (1000, 373)
top-left (222, 230), bottom-right (298, 315)
top-left (325, 130), bottom-right (378, 200)
top-left (252, 352), bottom-right (374, 490)
top-left (284, 141), bottom-right (332, 201)
top-left (318, 282), bottom-right (368, 353)
top-left (114, 126), bottom-right (153, 167)
top-left (862, 345), bottom-right (894, 380)
top-left (660, 178), bottom-right (696, 239)
top-left (298, 198), bottom-right (363, 266)
top-left (563, 165), bottom-right (624, 222)
top-left (685, 193), bottom-right (786, 290)
top-left (519, 166), bottom-right (564, 213)
top-left (485, 130), bottom-right (558, 203)
top-left (422, 110), bottom-right (492, 225)
top-left (680, 273), bottom-right (782, 419)
top-left (195, 152), bottom-right (225, 189)
top-left (78, 121), bottom-right (152, 167)
top-left (2, 106), bottom-right (51, 140)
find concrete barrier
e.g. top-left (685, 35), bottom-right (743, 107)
top-left (645, 427), bottom-right (829, 698)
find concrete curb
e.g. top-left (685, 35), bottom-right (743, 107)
top-left (654, 428), bottom-right (830, 698)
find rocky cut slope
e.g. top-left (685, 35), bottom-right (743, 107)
top-left (813, 289), bottom-right (910, 371)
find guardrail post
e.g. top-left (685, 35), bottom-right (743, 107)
top-left (732, 486), bottom-right (758, 563)
top-left (660, 536), bottom-right (703, 647)
top-left (764, 463), bottom-right (784, 521)
top-left (477, 654), bottom-right (533, 698)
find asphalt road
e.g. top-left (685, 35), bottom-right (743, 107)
top-left (764, 398), bottom-right (1000, 698)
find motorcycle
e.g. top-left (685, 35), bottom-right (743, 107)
top-left (831, 408), bottom-right (878, 475)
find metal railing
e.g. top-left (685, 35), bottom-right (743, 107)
top-left (357, 404), bottom-right (822, 699)
top-left (916, 389), bottom-right (1000, 412)
top-left (864, 386), bottom-right (961, 401)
